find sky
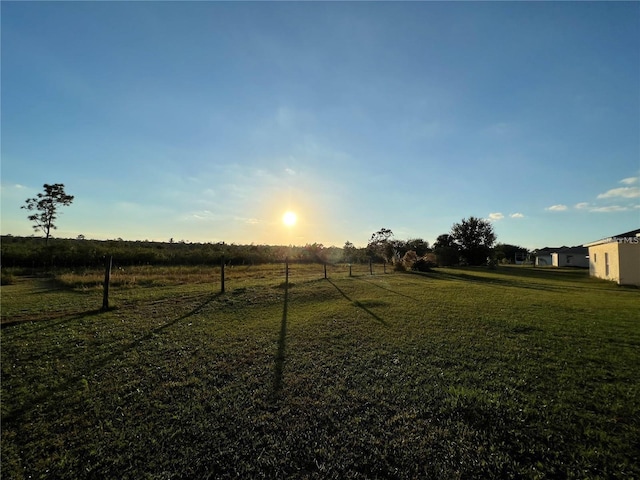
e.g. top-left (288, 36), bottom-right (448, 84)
top-left (2, 1), bottom-right (639, 249)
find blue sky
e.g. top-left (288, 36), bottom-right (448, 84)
top-left (2, 1), bottom-right (639, 249)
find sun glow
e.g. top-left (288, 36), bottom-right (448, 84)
top-left (282, 211), bottom-right (297, 227)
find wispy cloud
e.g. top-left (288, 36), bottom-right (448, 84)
top-left (0, 183), bottom-right (28, 192)
top-left (597, 186), bottom-right (640, 199)
top-left (487, 212), bottom-right (524, 220)
top-left (590, 205), bottom-right (629, 213)
top-left (546, 204), bottom-right (568, 212)
top-left (545, 175), bottom-right (640, 215)
top-left (188, 210), bottom-right (223, 221)
top-left (620, 176), bottom-right (638, 185)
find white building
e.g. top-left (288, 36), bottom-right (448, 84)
top-left (551, 247), bottom-right (589, 268)
top-left (584, 229), bottom-right (640, 286)
top-left (535, 246), bottom-right (588, 268)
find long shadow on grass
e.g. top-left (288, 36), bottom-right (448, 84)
top-left (408, 269), bottom-right (562, 293)
top-left (270, 280), bottom-right (289, 402)
top-left (353, 276), bottom-right (421, 301)
top-left (327, 279), bottom-right (388, 326)
top-left (28, 277), bottom-right (100, 295)
top-left (2, 293), bottom-right (222, 424)
top-left (1, 308), bottom-right (106, 333)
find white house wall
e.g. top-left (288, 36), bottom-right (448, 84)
top-left (589, 242), bottom-right (619, 283)
top-left (551, 252), bottom-right (589, 268)
top-left (618, 243), bottom-right (640, 286)
top-left (588, 242), bottom-right (640, 286)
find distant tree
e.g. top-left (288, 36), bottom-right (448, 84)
top-left (404, 238), bottom-right (431, 257)
top-left (367, 228), bottom-right (394, 262)
top-left (494, 243), bottom-right (529, 264)
top-left (343, 241), bottom-right (357, 263)
top-left (22, 183), bottom-right (74, 245)
top-left (383, 238), bottom-right (431, 259)
top-left (301, 243), bottom-right (325, 263)
top-left (433, 234), bottom-right (460, 266)
top-left (450, 216), bottom-right (496, 266)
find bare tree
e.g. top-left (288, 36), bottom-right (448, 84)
top-left (22, 183), bottom-right (74, 245)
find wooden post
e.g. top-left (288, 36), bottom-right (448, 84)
top-left (349, 264), bottom-right (352, 277)
top-left (220, 255), bottom-right (225, 293)
top-left (384, 262), bottom-right (387, 274)
top-left (102, 255), bottom-right (112, 310)
top-left (285, 257), bottom-right (289, 286)
top-left (324, 263), bottom-right (327, 279)
top-left (369, 259), bottom-right (373, 275)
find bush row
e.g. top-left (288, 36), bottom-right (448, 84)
top-left (0, 236), bottom-right (365, 269)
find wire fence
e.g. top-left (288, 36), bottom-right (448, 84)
top-left (92, 259), bottom-right (393, 309)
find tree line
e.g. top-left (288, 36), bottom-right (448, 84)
top-left (362, 217), bottom-right (530, 270)
top-left (0, 236), bottom-right (352, 269)
top-left (8, 184), bottom-right (529, 270)
top-left (1, 231), bottom-right (528, 271)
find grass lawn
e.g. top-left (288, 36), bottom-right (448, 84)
top-left (1, 265), bottom-right (639, 479)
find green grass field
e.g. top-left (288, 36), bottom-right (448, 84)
top-left (2, 265), bottom-right (639, 479)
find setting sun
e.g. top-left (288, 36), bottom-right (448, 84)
top-left (282, 211), bottom-right (297, 227)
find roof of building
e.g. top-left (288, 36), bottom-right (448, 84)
top-left (554, 246), bottom-right (588, 254)
top-left (583, 228), bottom-right (640, 247)
top-left (536, 246), bottom-right (587, 254)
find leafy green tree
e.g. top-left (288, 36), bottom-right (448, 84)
top-left (494, 243), bottom-right (529, 264)
top-left (301, 243), bottom-right (325, 263)
top-left (343, 241), bottom-right (357, 263)
top-left (404, 238), bottom-right (431, 257)
top-left (450, 216), bottom-right (496, 266)
top-left (433, 234), bottom-right (460, 266)
top-left (22, 184), bottom-right (74, 245)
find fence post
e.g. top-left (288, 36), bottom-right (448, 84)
top-left (324, 263), bottom-right (327, 279)
top-left (369, 259), bottom-right (373, 275)
top-left (102, 255), bottom-right (112, 310)
top-left (349, 263), bottom-right (352, 277)
top-left (220, 255), bottom-right (225, 293)
top-left (285, 257), bottom-right (289, 286)
top-left (384, 262), bottom-right (387, 274)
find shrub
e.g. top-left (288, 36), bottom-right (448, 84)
top-left (402, 250), bottom-right (418, 270)
top-left (393, 262), bottom-right (407, 272)
top-left (413, 253), bottom-right (437, 272)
